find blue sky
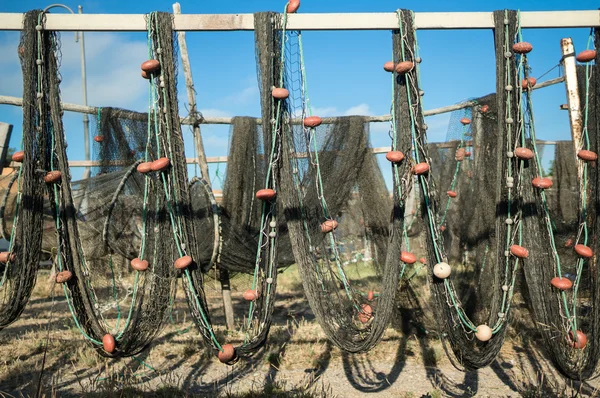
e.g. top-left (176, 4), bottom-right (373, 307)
top-left (0, 0), bottom-right (597, 188)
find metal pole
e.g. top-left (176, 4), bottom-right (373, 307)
top-left (78, 5), bottom-right (90, 180)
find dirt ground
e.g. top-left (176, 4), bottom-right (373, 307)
top-left (0, 266), bottom-right (599, 397)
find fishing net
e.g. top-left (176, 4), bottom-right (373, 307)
top-left (404, 10), bottom-right (524, 370)
top-left (278, 12), bottom-right (406, 351)
top-left (519, 36), bottom-right (600, 380)
top-left (0, 10), bottom-right (47, 330)
top-left (23, 9), bottom-right (177, 358)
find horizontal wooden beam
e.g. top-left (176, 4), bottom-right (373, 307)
top-left (7, 140), bottom-right (564, 168)
top-left (0, 11), bottom-right (598, 31)
top-left (0, 76), bottom-right (564, 126)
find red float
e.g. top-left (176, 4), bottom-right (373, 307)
top-left (419, 257), bottom-right (427, 264)
top-left (272, 88), bottom-right (289, 99)
top-left (576, 49), bottom-right (597, 63)
top-left (256, 188), bottom-right (276, 201)
top-left (303, 116), bottom-right (322, 128)
top-left (521, 77), bottom-right (536, 90)
top-left (243, 289), bottom-right (259, 301)
top-left (400, 251), bottom-right (417, 264)
top-left (174, 255), bottom-right (193, 269)
top-left (568, 330), bottom-right (587, 349)
top-left (412, 162), bottom-right (430, 175)
top-left (577, 149), bottom-right (598, 161)
top-left (0, 252), bottom-right (15, 263)
top-left (460, 117), bottom-right (471, 125)
top-left (385, 151), bottom-right (405, 163)
top-left (512, 42), bottom-right (533, 54)
top-left (358, 304), bottom-right (373, 323)
top-left (532, 177), bottom-right (553, 189)
top-left (565, 238), bottom-right (574, 248)
top-left (367, 290), bottom-right (375, 301)
top-left (394, 61), bottom-right (414, 74)
top-left (141, 59), bottom-right (160, 73)
top-left (218, 343), bottom-right (237, 364)
top-left (480, 105), bottom-right (489, 113)
top-left (150, 157), bottom-right (170, 172)
top-left (137, 162), bottom-right (153, 174)
top-left (94, 135), bottom-right (105, 143)
top-left (286, 0), bottom-right (300, 13)
top-left (510, 245), bottom-right (529, 259)
top-left (11, 151), bottom-right (24, 162)
top-left (320, 220), bottom-right (338, 233)
top-left (44, 171), bottom-right (62, 184)
top-left (130, 258), bottom-right (149, 272)
top-left (103, 334), bottom-right (116, 353)
top-left (55, 270), bottom-right (73, 283)
top-left (550, 277), bottom-right (573, 290)
top-left (383, 61), bottom-right (395, 72)
top-left (514, 147), bottom-right (534, 160)
top-left (575, 244), bottom-right (593, 258)
top-left (447, 190), bottom-right (457, 198)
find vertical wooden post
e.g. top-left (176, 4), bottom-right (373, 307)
top-left (561, 38), bottom-right (584, 201)
top-left (173, 2), bottom-right (235, 331)
top-left (0, 123), bottom-right (13, 175)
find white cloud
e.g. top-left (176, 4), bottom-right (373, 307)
top-left (199, 108), bottom-right (231, 118)
top-left (344, 103), bottom-right (372, 116)
top-left (310, 106), bottom-right (337, 117)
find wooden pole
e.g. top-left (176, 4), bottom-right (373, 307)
top-left (0, 123), bottom-right (12, 175)
top-left (560, 38), bottom-right (585, 207)
top-left (173, 2), bottom-right (235, 331)
top-left (0, 76), bottom-right (564, 125)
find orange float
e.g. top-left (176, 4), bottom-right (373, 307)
top-left (103, 334), bottom-right (116, 353)
top-left (137, 162), bottom-right (153, 174)
top-left (550, 277), bottom-right (573, 290)
top-left (512, 42), bottom-right (533, 54)
top-left (412, 162), bottom-right (430, 175)
top-left (576, 49), bottom-right (597, 63)
top-left (174, 255), bottom-right (193, 269)
top-left (11, 151), bottom-right (24, 162)
top-left (400, 251), bottom-right (417, 264)
top-left (130, 258), bottom-right (149, 271)
top-left (385, 151), bottom-right (405, 163)
top-left (256, 188), bottom-right (276, 201)
top-left (510, 245), bottom-right (529, 259)
top-left (577, 149), bottom-right (598, 161)
top-left (574, 244), bottom-right (593, 258)
top-left (303, 116), bottom-right (322, 128)
top-left (320, 220), bottom-right (338, 233)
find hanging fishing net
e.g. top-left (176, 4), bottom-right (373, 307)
top-left (518, 33), bottom-right (600, 379)
top-left (277, 12), bottom-right (404, 352)
top-left (0, 10), bottom-right (48, 331)
top-left (21, 9), bottom-right (178, 358)
top-left (397, 10), bottom-right (527, 370)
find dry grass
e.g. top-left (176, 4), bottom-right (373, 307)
top-left (0, 262), bottom-right (598, 397)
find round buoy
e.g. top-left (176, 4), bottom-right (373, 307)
top-left (440, 225), bottom-right (446, 232)
top-left (137, 162), bottom-right (153, 174)
top-left (565, 238), bottom-right (574, 248)
top-left (131, 258), bottom-right (149, 272)
top-left (218, 343), bottom-right (237, 364)
top-left (574, 244), bottom-right (593, 258)
top-left (480, 105), bottom-right (489, 113)
top-left (103, 334), bottom-right (116, 353)
top-left (243, 289), bottom-right (259, 301)
top-left (460, 117), bottom-right (471, 125)
top-left (174, 255), bottom-right (193, 269)
top-left (303, 116), bottom-right (322, 128)
top-left (532, 177), bottom-right (552, 189)
top-left (141, 59), bottom-right (160, 74)
top-left (512, 42), bottom-right (533, 54)
top-left (400, 251), bottom-right (417, 264)
top-left (510, 245), bottom-right (529, 259)
top-left (150, 157), bottom-right (170, 172)
top-left (141, 70), bottom-right (150, 79)
top-left (272, 87), bottom-right (289, 99)
top-left (455, 148), bottom-right (466, 161)
top-left (94, 135), bottom-right (105, 143)
top-left (383, 61), bottom-right (395, 72)
top-left (0, 252), bottom-right (15, 263)
top-left (419, 257), bottom-right (426, 264)
top-left (412, 162), bottom-right (430, 175)
top-left (55, 270), bottom-right (73, 284)
top-left (286, 0), bottom-right (300, 13)
top-left (395, 61), bottom-right (414, 74)
top-left (358, 304), bottom-right (372, 323)
top-left (577, 149), bottom-right (598, 161)
top-left (367, 290), bottom-right (375, 301)
top-left (44, 171), bottom-right (62, 184)
top-left (576, 49), bottom-right (597, 63)
top-left (514, 147), bottom-right (534, 160)
top-left (256, 188), bottom-right (276, 201)
top-left (433, 262), bottom-right (451, 279)
top-left (568, 330), bottom-right (587, 349)
top-left (447, 190), bottom-right (457, 198)
top-left (385, 151), bottom-right (405, 163)
top-left (11, 151), bottom-right (24, 162)
top-left (475, 325), bottom-right (493, 342)
top-left (521, 77), bottom-right (536, 90)
top-left (550, 277), bottom-right (573, 290)
top-left (320, 220), bottom-right (338, 233)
